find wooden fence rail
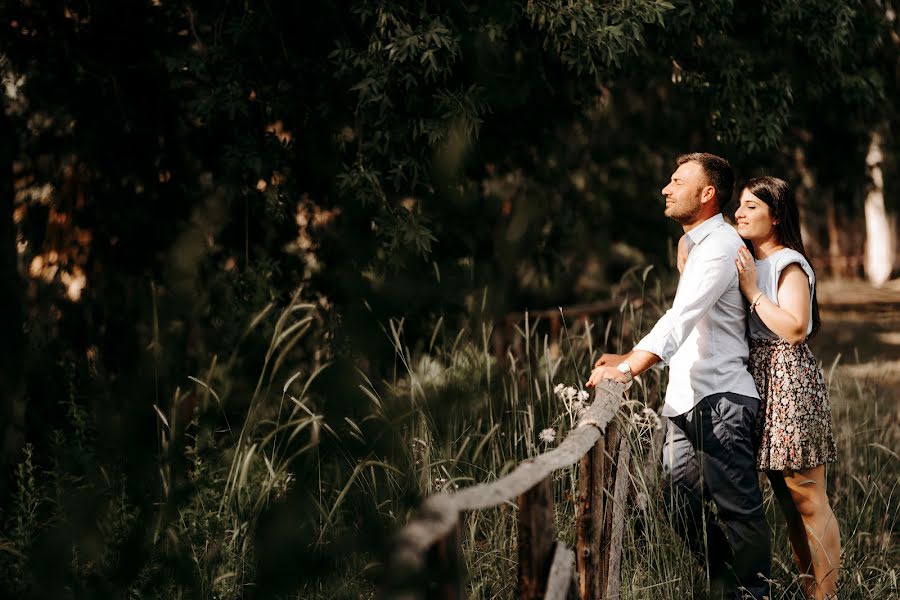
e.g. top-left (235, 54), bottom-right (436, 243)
top-left (381, 379), bottom-right (629, 600)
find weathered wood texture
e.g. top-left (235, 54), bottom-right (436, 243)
top-left (453, 383), bottom-right (622, 512)
top-left (598, 424), bottom-right (620, 597)
top-left (517, 477), bottom-right (556, 600)
top-left (605, 435), bottom-right (632, 600)
top-left (383, 494), bottom-right (461, 600)
top-left (576, 437), bottom-right (600, 599)
top-left (507, 298), bottom-right (648, 322)
top-left (382, 380), bottom-right (625, 599)
top-left (427, 514), bottom-right (466, 600)
top-left (543, 541), bottom-right (576, 600)
top-left (577, 421), bottom-right (620, 600)
top-left (501, 300), bottom-right (652, 359)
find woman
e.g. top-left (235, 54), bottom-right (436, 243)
top-left (733, 176), bottom-right (840, 600)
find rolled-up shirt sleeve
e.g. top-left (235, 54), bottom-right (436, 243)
top-left (634, 246), bottom-right (735, 365)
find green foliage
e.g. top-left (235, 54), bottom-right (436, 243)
top-left (527, 0), bottom-right (674, 73)
top-left (0, 294), bottom-right (334, 598)
top-left (0, 1), bottom-right (897, 598)
top-left (3, 445), bottom-right (38, 592)
top-left (4, 0), bottom-right (895, 347)
top-left (1, 266), bottom-right (897, 598)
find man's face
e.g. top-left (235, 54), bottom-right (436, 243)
top-left (661, 161), bottom-right (708, 224)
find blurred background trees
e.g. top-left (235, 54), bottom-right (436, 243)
top-left (0, 0), bottom-right (897, 597)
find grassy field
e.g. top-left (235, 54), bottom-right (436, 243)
top-left (1, 280), bottom-right (895, 599)
top-left (364, 280), bottom-right (899, 600)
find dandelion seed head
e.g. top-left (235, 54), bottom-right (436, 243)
top-left (539, 428), bottom-right (556, 444)
top-left (636, 491), bottom-right (648, 510)
top-left (630, 405), bottom-right (662, 430)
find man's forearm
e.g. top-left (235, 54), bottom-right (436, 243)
top-left (624, 349), bottom-right (661, 377)
top-left (587, 349), bottom-right (663, 389)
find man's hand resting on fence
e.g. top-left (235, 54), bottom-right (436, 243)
top-left (594, 353), bottom-right (629, 368)
top-left (585, 365), bottom-right (630, 388)
top-left (586, 350), bottom-right (661, 388)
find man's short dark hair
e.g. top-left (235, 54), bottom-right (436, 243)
top-left (676, 152), bottom-right (734, 211)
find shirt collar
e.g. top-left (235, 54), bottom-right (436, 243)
top-left (685, 213), bottom-right (725, 246)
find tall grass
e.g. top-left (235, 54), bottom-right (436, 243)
top-left (1, 272), bottom-right (895, 599)
top-left (352, 270), bottom-right (897, 599)
top-left (0, 291), bottom-right (331, 599)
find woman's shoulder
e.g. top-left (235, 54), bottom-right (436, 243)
top-left (772, 249), bottom-right (815, 285)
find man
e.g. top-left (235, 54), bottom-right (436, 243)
top-left (586, 153), bottom-right (771, 599)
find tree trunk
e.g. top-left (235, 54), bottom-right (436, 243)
top-left (0, 99), bottom-right (26, 495)
top-left (864, 131), bottom-right (894, 286)
top-left (824, 193), bottom-right (845, 279)
top-left (792, 144), bottom-right (819, 255)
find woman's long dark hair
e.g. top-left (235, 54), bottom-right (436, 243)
top-left (742, 176), bottom-right (821, 339)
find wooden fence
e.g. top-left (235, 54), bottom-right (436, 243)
top-left (496, 298), bottom-right (649, 360)
top-left (381, 379), bottom-right (630, 600)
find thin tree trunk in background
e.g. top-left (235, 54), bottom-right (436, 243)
top-left (792, 144), bottom-right (819, 255)
top-left (864, 130), bottom-right (894, 286)
top-left (0, 100), bottom-right (26, 494)
top-left (824, 193), bottom-right (845, 278)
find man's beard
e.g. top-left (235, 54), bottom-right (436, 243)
top-left (666, 190), bottom-right (703, 224)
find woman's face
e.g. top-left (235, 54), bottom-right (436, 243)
top-left (734, 189), bottom-right (777, 242)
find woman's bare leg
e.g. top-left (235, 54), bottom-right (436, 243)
top-left (783, 465), bottom-right (841, 599)
top-left (767, 471), bottom-right (816, 598)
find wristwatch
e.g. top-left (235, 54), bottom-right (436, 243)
top-left (616, 362), bottom-right (634, 389)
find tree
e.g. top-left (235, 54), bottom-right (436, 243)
top-left (0, 0), bottom-right (896, 596)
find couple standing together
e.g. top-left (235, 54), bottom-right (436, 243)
top-left (586, 153), bottom-right (840, 600)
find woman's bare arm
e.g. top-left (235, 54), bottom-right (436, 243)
top-left (752, 264), bottom-right (812, 345)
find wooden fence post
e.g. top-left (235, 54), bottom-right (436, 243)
top-left (549, 313), bottom-right (561, 358)
top-left (426, 514), bottom-right (465, 600)
top-left (383, 382), bottom-right (625, 600)
top-left (604, 435), bottom-right (631, 599)
top-left (517, 475), bottom-right (556, 600)
top-left (577, 420), bottom-right (618, 600)
top-left (544, 541), bottom-right (576, 600)
top-left (576, 434), bottom-right (602, 600)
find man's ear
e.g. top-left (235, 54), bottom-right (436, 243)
top-left (700, 185), bottom-right (716, 205)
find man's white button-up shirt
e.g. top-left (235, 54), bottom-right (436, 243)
top-left (634, 213), bottom-right (760, 416)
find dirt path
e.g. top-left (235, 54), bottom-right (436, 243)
top-left (810, 278), bottom-right (900, 388)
